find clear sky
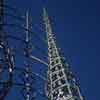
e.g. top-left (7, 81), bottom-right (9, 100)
top-left (4, 0), bottom-right (100, 100)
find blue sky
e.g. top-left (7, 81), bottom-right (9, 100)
top-left (4, 0), bottom-right (100, 100)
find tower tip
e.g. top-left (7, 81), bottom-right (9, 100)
top-left (43, 7), bottom-right (48, 17)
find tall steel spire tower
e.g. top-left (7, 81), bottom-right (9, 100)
top-left (43, 8), bottom-right (84, 100)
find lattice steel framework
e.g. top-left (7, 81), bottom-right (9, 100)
top-left (0, 0), bottom-right (47, 100)
top-left (0, 0), bottom-right (85, 100)
top-left (0, 0), bottom-right (13, 99)
top-left (43, 8), bottom-right (84, 100)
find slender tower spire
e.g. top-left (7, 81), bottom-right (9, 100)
top-left (43, 8), bottom-right (84, 100)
